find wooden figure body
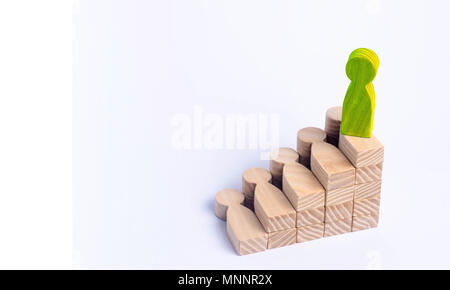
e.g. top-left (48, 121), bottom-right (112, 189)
top-left (341, 48), bottom-right (379, 138)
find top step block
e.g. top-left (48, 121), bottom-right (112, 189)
top-left (339, 134), bottom-right (384, 167)
top-left (311, 142), bottom-right (355, 191)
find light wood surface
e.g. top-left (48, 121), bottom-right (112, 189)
top-left (268, 228), bottom-right (296, 249)
top-left (269, 147), bottom-right (299, 185)
top-left (297, 223), bottom-right (324, 243)
top-left (353, 197), bottom-right (380, 217)
top-left (297, 127), bottom-right (327, 154)
top-left (339, 134), bottom-right (384, 167)
top-left (311, 142), bottom-right (355, 190)
top-left (226, 205), bottom-right (268, 255)
top-left (325, 201), bottom-right (353, 223)
top-left (254, 183), bottom-right (296, 232)
top-left (297, 207), bottom-right (324, 227)
top-left (325, 106), bottom-right (342, 146)
top-left (326, 185), bottom-right (354, 206)
top-left (242, 168), bottom-right (272, 200)
top-left (324, 218), bottom-right (352, 237)
top-left (297, 127), bottom-right (327, 168)
top-left (355, 181), bottom-right (382, 200)
top-left (215, 189), bottom-right (245, 221)
top-left (282, 162), bottom-right (325, 211)
top-left (352, 214), bottom-right (379, 232)
top-left (356, 163), bottom-right (383, 184)
top-left (341, 48), bottom-right (379, 138)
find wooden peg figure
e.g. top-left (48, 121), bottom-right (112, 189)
top-left (341, 48), bottom-right (379, 138)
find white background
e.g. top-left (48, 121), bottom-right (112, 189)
top-left (72, 0), bottom-right (450, 269)
top-left (1, 0), bottom-right (450, 269)
top-left (0, 1), bottom-right (72, 269)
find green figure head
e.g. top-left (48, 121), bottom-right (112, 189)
top-left (345, 48), bottom-right (379, 84)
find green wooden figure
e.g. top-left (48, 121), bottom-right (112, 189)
top-left (341, 48), bottom-right (379, 138)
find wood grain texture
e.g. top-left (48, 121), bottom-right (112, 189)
top-left (353, 197), bottom-right (380, 217)
top-left (298, 155), bottom-right (311, 169)
top-left (341, 48), bottom-right (379, 138)
top-left (324, 218), bottom-right (352, 237)
top-left (297, 207), bottom-right (325, 227)
top-left (325, 201), bottom-right (353, 223)
top-left (297, 127), bottom-right (327, 168)
top-left (326, 186), bottom-right (354, 206)
top-left (282, 162), bottom-right (325, 211)
top-left (356, 162), bottom-right (383, 184)
top-left (355, 181), bottom-right (382, 200)
top-left (339, 134), bottom-right (384, 168)
top-left (297, 223), bottom-right (324, 243)
top-left (269, 147), bottom-right (299, 182)
top-left (242, 168), bottom-right (272, 200)
top-left (268, 228), bottom-right (297, 249)
top-left (325, 106), bottom-right (342, 147)
top-left (297, 127), bottom-right (327, 155)
top-left (215, 189), bottom-right (245, 221)
top-left (226, 205), bottom-right (268, 255)
top-left (254, 183), bottom-right (296, 232)
top-left (310, 142), bottom-right (355, 190)
top-left (352, 214), bottom-right (379, 232)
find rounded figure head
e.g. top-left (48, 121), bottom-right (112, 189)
top-left (345, 48), bottom-right (379, 84)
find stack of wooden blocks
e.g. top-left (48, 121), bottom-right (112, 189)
top-left (339, 134), bottom-right (384, 231)
top-left (214, 106), bottom-right (384, 255)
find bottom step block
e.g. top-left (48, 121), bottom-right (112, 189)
top-left (352, 214), bottom-right (379, 232)
top-left (268, 228), bottom-right (296, 249)
top-left (226, 205), bottom-right (268, 255)
top-left (297, 223), bottom-right (324, 243)
top-left (324, 218), bottom-right (352, 237)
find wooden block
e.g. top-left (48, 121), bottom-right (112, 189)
top-left (325, 106), bottom-right (342, 137)
top-left (297, 127), bottom-right (327, 155)
top-left (297, 207), bottom-right (324, 227)
top-left (340, 48), bottom-right (379, 138)
top-left (310, 142), bottom-right (355, 190)
top-left (353, 197), bottom-right (380, 217)
top-left (226, 205), bottom-right (268, 255)
top-left (269, 147), bottom-right (299, 182)
top-left (215, 189), bottom-right (245, 221)
top-left (297, 223), bottom-right (324, 243)
top-left (254, 183), bottom-right (296, 232)
top-left (324, 218), bottom-right (352, 237)
top-left (355, 181), bottom-right (382, 200)
top-left (339, 134), bottom-right (384, 168)
top-left (356, 162), bottom-right (383, 184)
top-left (282, 162), bottom-right (325, 211)
top-left (326, 186), bottom-right (354, 206)
top-left (325, 201), bottom-right (353, 223)
top-left (297, 127), bottom-right (327, 168)
top-left (242, 168), bottom-right (272, 200)
top-left (352, 214), bottom-right (379, 232)
top-left (268, 228), bottom-right (296, 249)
